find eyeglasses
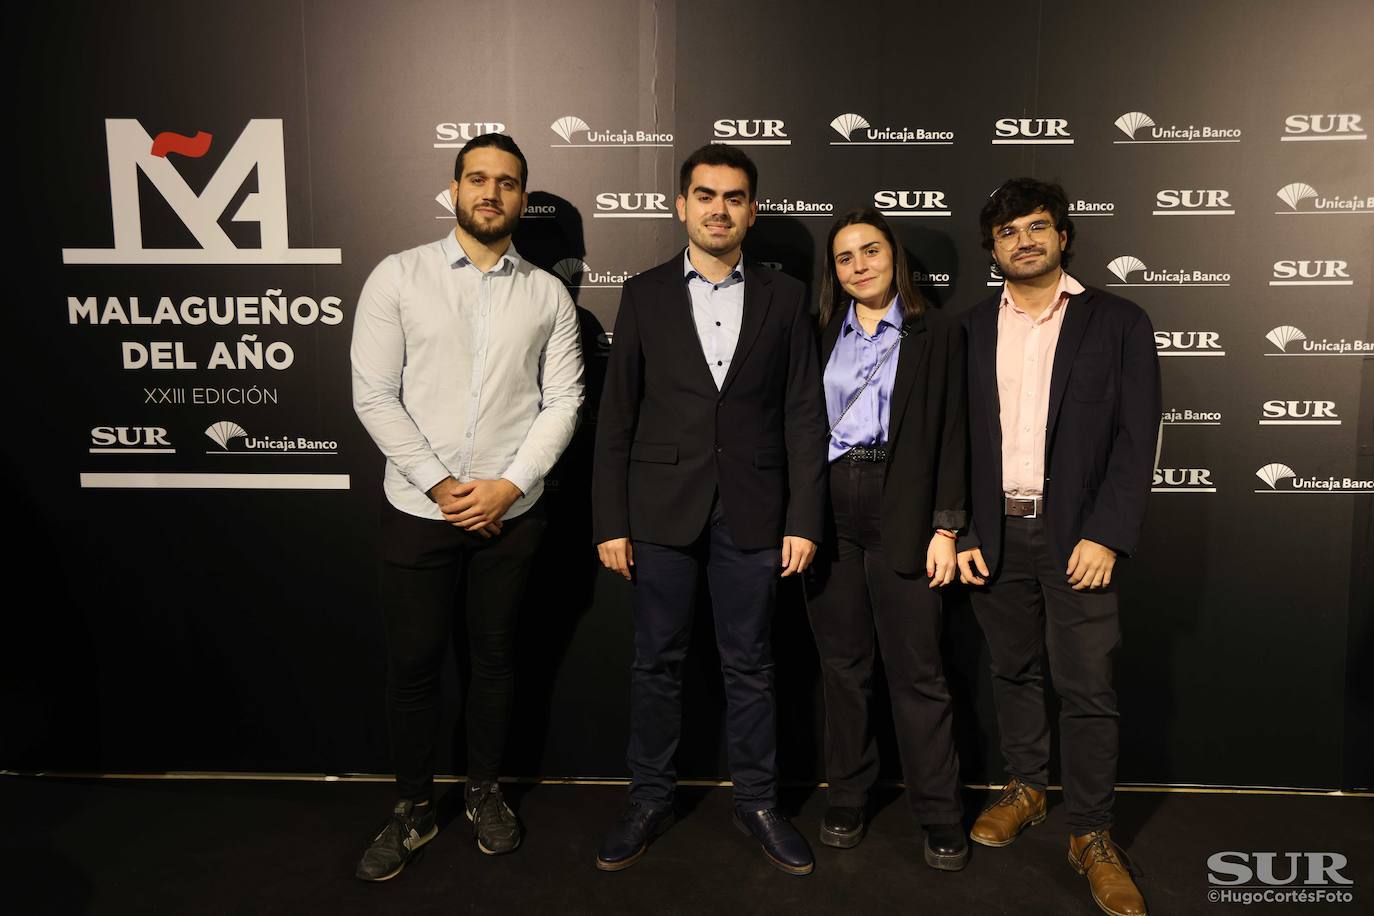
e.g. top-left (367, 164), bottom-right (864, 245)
top-left (993, 219), bottom-right (1055, 249)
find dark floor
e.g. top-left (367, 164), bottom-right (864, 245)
top-left (2, 775), bottom-right (1370, 915)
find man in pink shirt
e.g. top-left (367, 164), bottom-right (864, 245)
top-left (957, 179), bottom-right (1159, 916)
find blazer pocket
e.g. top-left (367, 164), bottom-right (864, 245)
top-left (753, 447), bottom-right (786, 469)
top-left (630, 441), bottom-right (678, 464)
top-left (1070, 351), bottom-right (1113, 401)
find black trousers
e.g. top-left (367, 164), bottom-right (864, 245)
top-left (627, 499), bottom-right (781, 810)
top-left (378, 500), bottom-right (547, 802)
top-left (804, 461), bottom-right (963, 825)
top-left (968, 515), bottom-right (1121, 833)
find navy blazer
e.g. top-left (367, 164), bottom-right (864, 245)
top-left (819, 306), bottom-right (968, 575)
top-left (592, 254), bottom-right (828, 550)
top-left (959, 285), bottom-right (1161, 575)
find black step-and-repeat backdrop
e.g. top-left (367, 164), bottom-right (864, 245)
top-left (9, 0), bottom-right (1372, 790)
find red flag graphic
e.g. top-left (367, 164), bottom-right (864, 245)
top-left (150, 130), bottom-right (213, 159)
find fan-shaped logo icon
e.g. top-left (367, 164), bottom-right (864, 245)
top-left (550, 116), bottom-right (590, 144)
top-left (830, 113), bottom-right (870, 141)
top-left (1107, 256), bottom-right (1147, 283)
top-left (435, 189), bottom-right (454, 216)
top-left (1255, 463), bottom-right (1296, 490)
top-left (1265, 325), bottom-right (1307, 352)
top-left (1275, 182), bottom-right (1318, 211)
top-left (553, 258), bottom-right (589, 286)
top-left (1114, 111), bottom-right (1155, 139)
top-left (205, 420), bottom-right (247, 450)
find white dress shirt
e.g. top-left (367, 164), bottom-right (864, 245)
top-left (351, 232), bottom-right (584, 520)
top-left (683, 250), bottom-right (745, 389)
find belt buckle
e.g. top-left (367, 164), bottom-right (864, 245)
top-left (1006, 495), bottom-right (1040, 518)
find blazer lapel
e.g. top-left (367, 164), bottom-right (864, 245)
top-left (719, 265), bottom-right (773, 395)
top-left (885, 314), bottom-right (929, 449)
top-left (972, 300), bottom-right (1001, 447)
top-left (1045, 288), bottom-right (1095, 446)
top-left (820, 310), bottom-right (844, 365)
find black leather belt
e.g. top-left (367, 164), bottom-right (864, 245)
top-left (1004, 495), bottom-right (1043, 518)
top-left (840, 445), bottom-right (887, 463)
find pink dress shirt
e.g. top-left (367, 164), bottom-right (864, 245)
top-left (996, 271), bottom-right (1085, 497)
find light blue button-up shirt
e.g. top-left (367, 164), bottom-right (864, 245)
top-left (351, 233), bottom-right (585, 520)
top-left (824, 297), bottom-right (904, 462)
top-left (683, 249), bottom-right (745, 389)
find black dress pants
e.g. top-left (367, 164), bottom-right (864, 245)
top-left (804, 460), bottom-right (963, 826)
top-left (627, 498), bottom-right (781, 810)
top-left (968, 514), bottom-right (1121, 833)
top-left (378, 500), bottom-right (546, 802)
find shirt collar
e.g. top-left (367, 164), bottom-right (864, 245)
top-left (442, 232), bottom-right (521, 274)
top-left (998, 270), bottom-right (1083, 320)
top-left (683, 248), bottom-right (745, 284)
top-left (842, 295), bottom-right (904, 337)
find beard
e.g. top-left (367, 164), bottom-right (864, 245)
top-left (996, 244), bottom-right (1062, 281)
top-left (456, 200), bottom-right (519, 244)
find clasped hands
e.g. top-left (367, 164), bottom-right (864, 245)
top-left (428, 476), bottom-right (522, 538)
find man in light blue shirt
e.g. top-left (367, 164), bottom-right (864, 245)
top-left (350, 133), bottom-right (583, 881)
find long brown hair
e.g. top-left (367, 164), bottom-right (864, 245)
top-left (818, 208), bottom-right (927, 329)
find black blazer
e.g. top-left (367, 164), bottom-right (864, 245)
top-left (819, 307), bottom-right (968, 575)
top-left (959, 285), bottom-right (1161, 575)
top-left (592, 254), bottom-right (828, 550)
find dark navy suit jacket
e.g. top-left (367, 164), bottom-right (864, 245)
top-left (592, 254), bottom-right (828, 550)
top-left (959, 285), bottom-right (1161, 574)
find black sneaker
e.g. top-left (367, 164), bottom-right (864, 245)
top-left (355, 800), bottom-right (438, 881)
top-left (465, 781), bottom-right (521, 855)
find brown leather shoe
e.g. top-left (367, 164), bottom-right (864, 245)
top-left (1069, 830), bottom-right (1148, 916)
top-left (968, 777), bottom-right (1046, 847)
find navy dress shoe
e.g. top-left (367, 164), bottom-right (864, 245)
top-left (924, 822), bottom-right (970, 871)
top-left (596, 801), bottom-right (675, 871)
top-left (734, 808), bottom-right (815, 876)
top-left (819, 806), bottom-right (865, 848)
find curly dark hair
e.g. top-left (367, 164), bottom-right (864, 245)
top-left (979, 177), bottom-right (1075, 266)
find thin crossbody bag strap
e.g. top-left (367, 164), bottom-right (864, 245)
top-left (827, 327), bottom-right (908, 438)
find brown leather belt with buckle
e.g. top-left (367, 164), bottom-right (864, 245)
top-left (1004, 495), bottom-right (1043, 518)
top-left (841, 446), bottom-right (887, 463)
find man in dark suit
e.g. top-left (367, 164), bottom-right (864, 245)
top-left (592, 144), bottom-right (827, 876)
top-left (957, 179), bottom-right (1158, 916)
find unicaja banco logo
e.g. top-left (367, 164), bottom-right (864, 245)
top-left (1106, 255), bottom-right (1229, 287)
top-left (1113, 110), bottom-right (1240, 143)
top-left (1275, 181), bottom-right (1374, 214)
top-left (205, 420), bottom-right (248, 451)
top-left (830, 112), bottom-right (954, 146)
top-left (1254, 463), bottom-right (1373, 494)
top-left (1264, 325), bottom-right (1373, 357)
top-left (62, 119), bottom-right (341, 265)
top-left (549, 115), bottom-right (672, 147)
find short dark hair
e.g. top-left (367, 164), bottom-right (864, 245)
top-left (454, 133), bottom-right (528, 190)
top-left (818, 208), bottom-right (927, 329)
top-left (979, 177), bottom-right (1075, 266)
top-left (678, 143), bottom-right (758, 200)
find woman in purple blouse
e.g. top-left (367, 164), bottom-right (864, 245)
top-left (807, 208), bottom-right (970, 870)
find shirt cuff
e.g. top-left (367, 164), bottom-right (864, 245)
top-left (501, 462), bottom-right (538, 498)
top-left (408, 456), bottom-right (453, 499)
